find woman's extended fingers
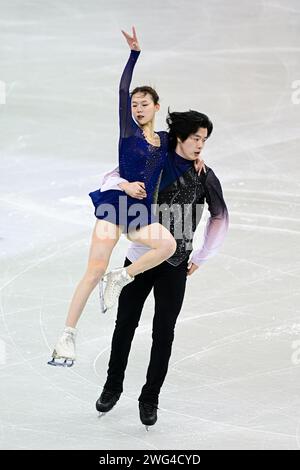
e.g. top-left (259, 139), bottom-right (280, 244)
top-left (121, 26), bottom-right (140, 51)
top-left (132, 26), bottom-right (138, 41)
top-left (121, 30), bottom-right (131, 41)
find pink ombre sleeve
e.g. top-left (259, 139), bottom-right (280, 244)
top-left (191, 169), bottom-right (229, 266)
top-left (99, 166), bottom-right (128, 192)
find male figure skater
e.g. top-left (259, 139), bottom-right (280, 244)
top-left (96, 109), bottom-right (229, 429)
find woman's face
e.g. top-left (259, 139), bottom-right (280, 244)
top-left (131, 92), bottom-right (160, 126)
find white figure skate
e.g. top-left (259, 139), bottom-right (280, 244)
top-left (48, 326), bottom-right (77, 367)
top-left (102, 267), bottom-right (134, 311)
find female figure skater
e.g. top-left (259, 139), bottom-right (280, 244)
top-left (48, 27), bottom-right (176, 366)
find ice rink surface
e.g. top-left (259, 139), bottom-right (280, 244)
top-left (0, 0), bottom-right (300, 450)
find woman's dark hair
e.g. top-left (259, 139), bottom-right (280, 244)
top-left (166, 109), bottom-right (213, 150)
top-left (130, 86), bottom-right (159, 105)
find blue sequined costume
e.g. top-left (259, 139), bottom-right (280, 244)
top-left (89, 50), bottom-right (169, 232)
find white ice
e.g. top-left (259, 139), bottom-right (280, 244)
top-left (0, 0), bottom-right (300, 450)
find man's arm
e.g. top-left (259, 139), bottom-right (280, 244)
top-left (188, 168), bottom-right (229, 273)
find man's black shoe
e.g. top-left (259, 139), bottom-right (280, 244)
top-left (96, 389), bottom-right (121, 413)
top-left (139, 401), bottom-right (158, 430)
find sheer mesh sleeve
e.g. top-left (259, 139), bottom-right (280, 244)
top-left (191, 168), bottom-right (229, 266)
top-left (119, 50), bottom-right (140, 139)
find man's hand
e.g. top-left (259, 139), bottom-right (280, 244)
top-left (187, 262), bottom-right (199, 276)
top-left (118, 181), bottom-right (147, 199)
top-left (194, 158), bottom-right (206, 176)
top-left (121, 26), bottom-right (141, 51)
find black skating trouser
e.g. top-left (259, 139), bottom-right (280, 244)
top-left (103, 257), bottom-right (188, 405)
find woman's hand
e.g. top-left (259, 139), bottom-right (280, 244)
top-left (119, 181), bottom-right (147, 199)
top-left (121, 26), bottom-right (141, 51)
top-left (194, 157), bottom-right (206, 176)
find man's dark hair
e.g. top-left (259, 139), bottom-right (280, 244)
top-left (130, 86), bottom-right (159, 105)
top-left (166, 109), bottom-right (213, 150)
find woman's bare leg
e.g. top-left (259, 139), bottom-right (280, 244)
top-left (65, 220), bottom-right (122, 328)
top-left (125, 223), bottom-right (176, 277)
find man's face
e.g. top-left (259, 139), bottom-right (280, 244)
top-left (131, 92), bottom-right (160, 126)
top-left (176, 127), bottom-right (208, 160)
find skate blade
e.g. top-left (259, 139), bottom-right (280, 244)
top-left (145, 425), bottom-right (149, 432)
top-left (98, 412), bottom-right (107, 418)
top-left (99, 277), bottom-right (108, 314)
top-left (47, 357), bottom-right (74, 367)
